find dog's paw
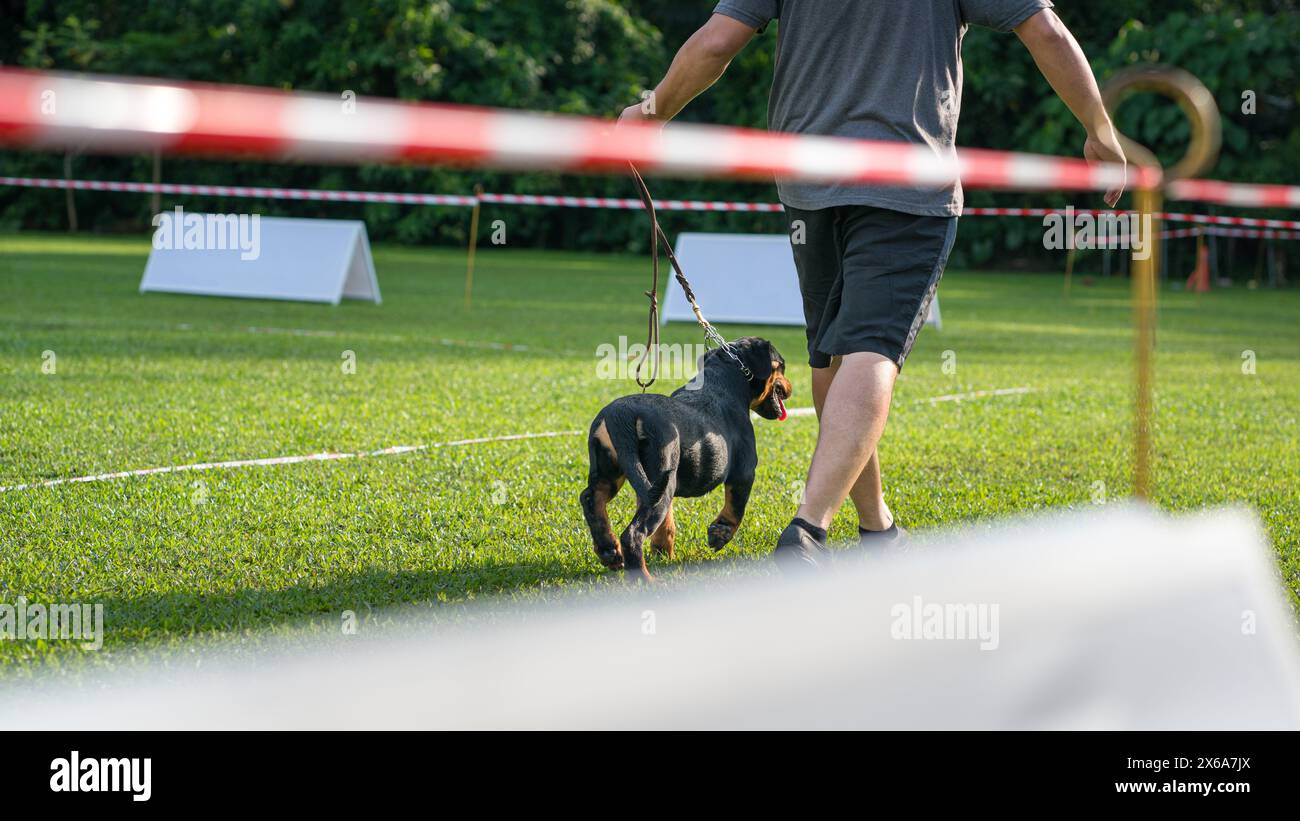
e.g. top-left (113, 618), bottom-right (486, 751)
top-left (626, 567), bottom-right (658, 585)
top-left (707, 521), bottom-right (736, 551)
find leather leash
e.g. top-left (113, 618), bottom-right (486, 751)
top-left (628, 163), bottom-right (753, 390)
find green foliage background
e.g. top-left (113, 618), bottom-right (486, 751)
top-left (1, 0), bottom-right (1296, 269)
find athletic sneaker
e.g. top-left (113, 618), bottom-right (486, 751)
top-left (858, 522), bottom-right (907, 549)
top-left (773, 517), bottom-right (832, 572)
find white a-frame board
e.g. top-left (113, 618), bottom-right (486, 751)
top-left (140, 215), bottom-right (381, 305)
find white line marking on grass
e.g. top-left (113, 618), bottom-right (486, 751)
top-left (0, 430), bottom-right (584, 493)
top-left (244, 325), bottom-right (342, 338)
top-left (2, 388), bottom-right (1035, 493)
top-left (778, 386), bottom-right (1036, 418)
top-left (781, 406), bottom-right (819, 418)
top-left (180, 324), bottom-right (584, 355)
top-left (245, 325), bottom-right (537, 351)
top-left (922, 386), bottom-right (1036, 404)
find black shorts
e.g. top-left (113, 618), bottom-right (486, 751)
top-left (786, 204), bottom-right (958, 370)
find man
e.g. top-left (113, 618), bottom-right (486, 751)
top-left (619, 1), bottom-right (1126, 567)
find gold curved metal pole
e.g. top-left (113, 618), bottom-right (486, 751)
top-left (1101, 65), bottom-right (1222, 182)
top-left (1102, 66), bottom-right (1221, 500)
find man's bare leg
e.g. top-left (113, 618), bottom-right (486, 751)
top-left (797, 351), bottom-right (898, 531)
top-left (810, 357), bottom-right (893, 531)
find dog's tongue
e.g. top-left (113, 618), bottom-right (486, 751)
top-left (777, 392), bottom-right (787, 421)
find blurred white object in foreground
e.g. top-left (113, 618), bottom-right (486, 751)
top-left (4, 506), bottom-right (1298, 729)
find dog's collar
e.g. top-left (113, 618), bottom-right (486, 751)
top-left (712, 342), bottom-right (754, 382)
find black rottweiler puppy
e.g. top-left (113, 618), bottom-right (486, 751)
top-left (580, 336), bottom-right (792, 581)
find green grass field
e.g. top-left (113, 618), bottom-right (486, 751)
top-left (1, 232), bottom-right (1297, 673)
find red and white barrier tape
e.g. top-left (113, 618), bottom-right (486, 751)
top-left (1159, 225), bottom-right (1300, 241)
top-left (4, 70), bottom-right (1295, 209)
top-left (6, 177), bottom-right (1300, 233)
top-left (0, 176), bottom-right (477, 206)
top-left (0, 175), bottom-right (784, 211)
top-left (1168, 178), bottom-right (1300, 210)
top-left (477, 192), bottom-right (784, 212)
top-left (964, 206), bottom-right (1300, 230)
top-left (1210, 226), bottom-right (1300, 240)
top-left (0, 68), bottom-right (1149, 193)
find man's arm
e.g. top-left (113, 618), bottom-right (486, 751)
top-left (1015, 9), bottom-right (1127, 206)
top-left (619, 13), bottom-right (757, 124)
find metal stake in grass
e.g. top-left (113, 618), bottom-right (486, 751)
top-left (1102, 66), bottom-right (1221, 501)
top-left (465, 183), bottom-right (484, 310)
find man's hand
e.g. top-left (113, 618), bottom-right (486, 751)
top-left (1084, 125), bottom-right (1126, 207)
top-left (618, 100), bottom-right (661, 126)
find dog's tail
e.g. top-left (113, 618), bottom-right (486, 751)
top-left (591, 409), bottom-right (676, 504)
top-left (610, 423), bottom-right (655, 500)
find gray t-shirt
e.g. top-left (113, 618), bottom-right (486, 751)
top-left (714, 0), bottom-right (1052, 216)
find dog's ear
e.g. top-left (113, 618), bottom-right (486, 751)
top-left (734, 336), bottom-right (778, 385)
top-left (759, 337), bottom-right (780, 371)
